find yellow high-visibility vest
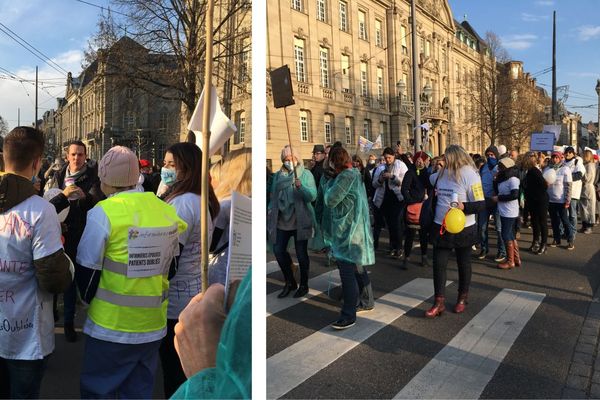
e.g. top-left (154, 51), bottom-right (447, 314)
top-left (87, 191), bottom-right (187, 333)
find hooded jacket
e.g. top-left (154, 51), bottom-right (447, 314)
top-left (0, 173), bottom-right (72, 294)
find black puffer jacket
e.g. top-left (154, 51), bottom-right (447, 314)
top-left (49, 161), bottom-right (103, 258)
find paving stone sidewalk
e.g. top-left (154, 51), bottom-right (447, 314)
top-left (562, 286), bottom-right (600, 399)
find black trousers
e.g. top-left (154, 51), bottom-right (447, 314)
top-left (159, 318), bottom-right (187, 398)
top-left (432, 246), bottom-right (472, 297)
top-left (381, 197), bottom-right (405, 251)
top-left (404, 226), bottom-right (428, 257)
top-left (530, 203), bottom-right (549, 245)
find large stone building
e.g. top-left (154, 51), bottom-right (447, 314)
top-left (266, 0), bottom-right (551, 167)
top-left (55, 37), bottom-right (182, 164)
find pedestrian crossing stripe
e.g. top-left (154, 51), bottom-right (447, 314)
top-left (267, 261), bottom-right (279, 274)
top-left (394, 288), bottom-right (545, 399)
top-left (267, 270), bottom-right (341, 317)
top-left (267, 278), bottom-right (452, 399)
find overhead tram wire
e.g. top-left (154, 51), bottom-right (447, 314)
top-left (73, 0), bottom-right (130, 18)
top-left (0, 24), bottom-right (68, 76)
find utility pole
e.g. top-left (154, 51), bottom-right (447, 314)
top-left (411, 0), bottom-right (421, 153)
top-left (17, 107), bottom-right (20, 126)
top-left (35, 66), bottom-right (38, 129)
top-left (551, 11), bottom-right (557, 124)
top-left (595, 79), bottom-right (600, 139)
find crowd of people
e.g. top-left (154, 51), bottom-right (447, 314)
top-left (0, 127), bottom-right (251, 399)
top-left (269, 139), bottom-right (600, 329)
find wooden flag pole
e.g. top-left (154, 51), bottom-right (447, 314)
top-left (201, 0), bottom-right (215, 294)
top-left (283, 107), bottom-right (298, 180)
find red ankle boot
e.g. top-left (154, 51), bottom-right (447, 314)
top-left (425, 296), bottom-right (445, 318)
top-left (453, 292), bottom-right (468, 314)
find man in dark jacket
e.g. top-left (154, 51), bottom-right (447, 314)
top-left (310, 144), bottom-right (326, 188)
top-left (0, 127), bottom-right (72, 398)
top-left (49, 141), bottom-right (103, 342)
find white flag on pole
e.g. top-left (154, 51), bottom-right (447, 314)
top-left (542, 125), bottom-right (561, 143)
top-left (372, 134), bottom-right (382, 150)
top-left (358, 136), bottom-right (374, 153)
top-left (188, 84), bottom-right (237, 157)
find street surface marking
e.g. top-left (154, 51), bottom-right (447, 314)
top-left (394, 288), bottom-right (545, 399)
top-left (267, 278), bottom-right (451, 399)
top-left (267, 270), bottom-right (341, 316)
top-left (267, 261), bottom-right (279, 274)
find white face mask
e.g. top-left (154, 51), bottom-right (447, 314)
top-left (369, 159), bottom-right (376, 165)
top-left (283, 160), bottom-right (294, 170)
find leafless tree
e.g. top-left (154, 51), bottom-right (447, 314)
top-left (0, 116), bottom-right (8, 137)
top-left (87, 0), bottom-right (252, 129)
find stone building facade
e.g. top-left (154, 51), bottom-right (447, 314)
top-left (266, 0), bottom-right (549, 167)
top-left (55, 37), bottom-right (182, 165)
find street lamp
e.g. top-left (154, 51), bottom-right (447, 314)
top-left (595, 79), bottom-right (600, 135)
top-left (423, 83), bottom-right (433, 103)
top-left (397, 80), bottom-right (406, 98)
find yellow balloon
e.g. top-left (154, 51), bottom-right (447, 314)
top-left (445, 208), bottom-right (466, 234)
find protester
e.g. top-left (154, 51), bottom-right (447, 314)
top-left (0, 127), bottom-right (72, 399)
top-left (546, 151), bottom-right (574, 250)
top-left (75, 146), bottom-right (187, 398)
top-left (172, 272), bottom-right (251, 399)
top-left (580, 149), bottom-right (596, 234)
top-left (425, 145), bottom-right (485, 318)
top-left (310, 144), bottom-right (326, 187)
top-left (523, 152), bottom-right (549, 255)
top-left (48, 140), bottom-right (102, 342)
top-left (401, 151), bottom-right (431, 268)
top-left (156, 142), bottom-right (221, 397)
top-left (43, 156), bottom-right (65, 192)
top-left (210, 148), bottom-right (252, 285)
top-left (138, 159), bottom-right (160, 193)
top-left (477, 146), bottom-right (505, 262)
top-left (563, 146), bottom-right (585, 239)
top-left (372, 147), bottom-right (408, 259)
top-left (322, 146), bottom-right (375, 329)
top-left (494, 158), bottom-right (521, 269)
top-left (497, 144), bottom-right (508, 159)
top-left (268, 145), bottom-right (317, 298)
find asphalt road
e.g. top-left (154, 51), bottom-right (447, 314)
top-left (267, 226), bottom-right (600, 399)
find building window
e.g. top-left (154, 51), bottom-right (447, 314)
top-left (316, 0), bottom-right (327, 21)
top-left (299, 110), bottom-right (309, 142)
top-left (319, 47), bottom-right (329, 88)
top-left (455, 63), bottom-right (460, 83)
top-left (363, 119), bottom-right (371, 140)
top-left (294, 38), bottom-right (306, 82)
top-left (360, 62), bottom-right (368, 97)
top-left (339, 1), bottom-right (348, 32)
top-left (375, 19), bottom-right (383, 47)
top-left (400, 25), bottom-right (408, 55)
top-left (291, 0), bottom-right (303, 12)
top-left (379, 121), bottom-right (386, 143)
top-left (425, 40), bottom-right (431, 57)
top-left (235, 111), bottom-right (246, 144)
top-left (324, 114), bottom-right (333, 143)
top-left (124, 111), bottom-right (136, 130)
top-left (358, 10), bottom-right (367, 40)
top-left (402, 73), bottom-right (409, 100)
top-left (345, 116), bottom-right (353, 144)
top-left (238, 41), bottom-right (250, 83)
top-left (126, 87), bottom-right (134, 99)
top-left (441, 48), bottom-right (447, 72)
top-left (341, 54), bottom-right (350, 92)
top-left (376, 67), bottom-right (384, 101)
top-left (159, 111), bottom-right (168, 131)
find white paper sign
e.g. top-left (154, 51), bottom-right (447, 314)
top-left (224, 191), bottom-right (252, 303)
top-left (542, 124), bottom-right (561, 143)
top-left (530, 132), bottom-right (556, 151)
top-left (127, 224), bottom-right (179, 278)
top-left (188, 84), bottom-right (238, 157)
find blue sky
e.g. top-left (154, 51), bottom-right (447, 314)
top-left (449, 0), bottom-right (600, 124)
top-left (0, 0), bottom-right (113, 130)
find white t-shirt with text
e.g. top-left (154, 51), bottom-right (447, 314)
top-left (497, 176), bottom-right (520, 218)
top-left (432, 166), bottom-right (484, 227)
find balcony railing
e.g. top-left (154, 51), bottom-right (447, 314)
top-left (297, 82), bottom-right (310, 94)
top-left (322, 88), bottom-right (334, 100)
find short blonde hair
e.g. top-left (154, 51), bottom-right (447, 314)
top-left (583, 149), bottom-right (594, 164)
top-left (214, 147), bottom-right (252, 200)
top-left (443, 144), bottom-right (476, 181)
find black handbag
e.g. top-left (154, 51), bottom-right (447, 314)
top-left (419, 172), bottom-right (441, 231)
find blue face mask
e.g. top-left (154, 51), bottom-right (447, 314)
top-left (283, 161), bottom-right (294, 171)
top-left (161, 167), bottom-right (177, 185)
top-left (487, 157), bottom-right (497, 167)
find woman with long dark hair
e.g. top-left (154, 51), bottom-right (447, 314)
top-left (324, 146), bottom-right (375, 329)
top-left (159, 142), bottom-right (220, 397)
top-left (523, 152), bottom-right (549, 254)
top-left (425, 145), bottom-right (485, 318)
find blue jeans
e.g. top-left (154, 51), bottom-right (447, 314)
top-left (549, 202), bottom-right (574, 243)
top-left (0, 356), bottom-right (48, 399)
top-left (273, 229), bottom-right (310, 286)
top-left (478, 205), bottom-right (505, 256)
top-left (337, 261), bottom-right (372, 321)
top-left (80, 336), bottom-right (161, 399)
top-left (568, 199), bottom-right (579, 239)
top-left (500, 217), bottom-right (517, 243)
